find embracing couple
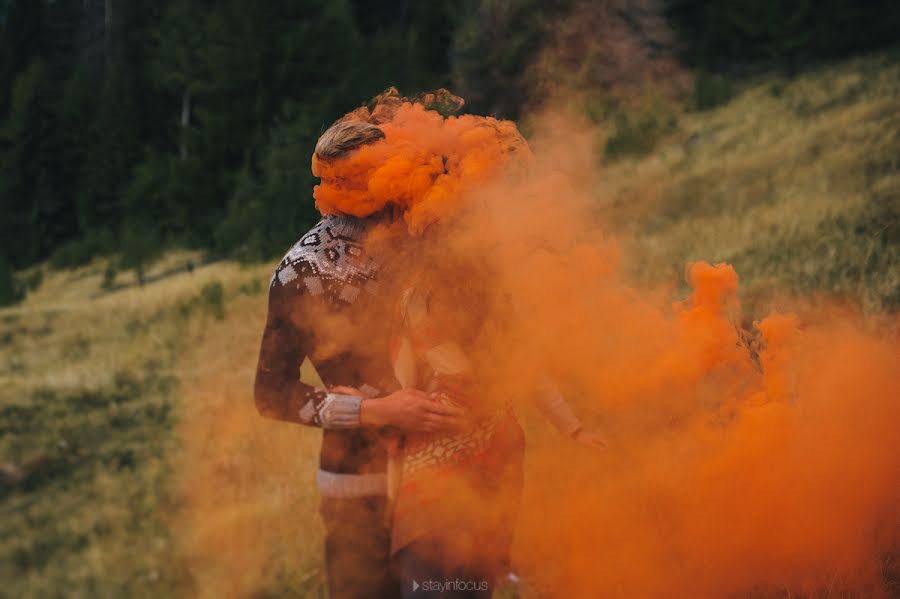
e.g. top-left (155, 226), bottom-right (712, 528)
top-left (253, 91), bottom-right (604, 599)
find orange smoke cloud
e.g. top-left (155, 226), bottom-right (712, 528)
top-left (311, 101), bottom-right (531, 232)
top-left (458, 143), bottom-right (900, 596)
top-left (398, 111), bottom-right (900, 595)
top-left (173, 96), bottom-right (899, 598)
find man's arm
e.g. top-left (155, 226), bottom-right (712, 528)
top-left (254, 272), bottom-right (467, 432)
top-left (254, 279), bottom-right (363, 428)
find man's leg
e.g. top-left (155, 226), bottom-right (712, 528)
top-left (319, 496), bottom-right (398, 599)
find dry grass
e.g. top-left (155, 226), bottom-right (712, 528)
top-left (3, 255), bottom-right (269, 397)
top-left (601, 50), bottom-right (900, 316)
top-left (0, 256), bottom-right (289, 597)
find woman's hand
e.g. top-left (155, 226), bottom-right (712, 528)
top-left (359, 389), bottom-right (469, 434)
top-left (573, 429), bottom-right (607, 449)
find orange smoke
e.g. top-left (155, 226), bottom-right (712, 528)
top-left (311, 101), bottom-right (531, 232)
top-left (454, 138), bottom-right (900, 596)
top-left (173, 96), bottom-right (900, 598)
top-left (509, 242), bottom-right (899, 597)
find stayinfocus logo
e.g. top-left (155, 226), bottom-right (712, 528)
top-left (412, 579), bottom-right (490, 593)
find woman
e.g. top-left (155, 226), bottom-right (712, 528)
top-left (388, 247), bottom-right (605, 599)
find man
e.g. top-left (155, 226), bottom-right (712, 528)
top-left (253, 119), bottom-right (465, 599)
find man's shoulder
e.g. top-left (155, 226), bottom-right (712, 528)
top-left (269, 216), bottom-right (378, 296)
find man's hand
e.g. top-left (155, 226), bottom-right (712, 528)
top-left (573, 429), bottom-right (607, 450)
top-left (360, 389), bottom-right (469, 434)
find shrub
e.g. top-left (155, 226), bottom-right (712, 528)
top-left (48, 231), bottom-right (114, 270)
top-left (0, 255), bottom-right (23, 306)
top-left (238, 277), bottom-right (264, 296)
top-left (604, 107), bottom-right (678, 160)
top-left (101, 264), bottom-right (117, 291)
top-left (119, 227), bottom-right (161, 284)
top-left (23, 269), bottom-right (43, 293)
top-left (691, 70), bottom-right (734, 111)
top-left (199, 281), bottom-right (225, 320)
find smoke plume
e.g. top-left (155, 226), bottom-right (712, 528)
top-left (174, 93), bottom-right (899, 598)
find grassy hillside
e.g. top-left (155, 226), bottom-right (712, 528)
top-left (0, 257), bottom-right (317, 597)
top-left (2, 50), bottom-right (898, 597)
top-left (603, 50), bottom-right (900, 316)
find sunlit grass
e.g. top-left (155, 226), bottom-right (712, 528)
top-left (0, 256), bottom-right (298, 597)
top-left (602, 50), bottom-right (900, 315)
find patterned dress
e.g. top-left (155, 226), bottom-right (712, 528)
top-left (388, 281), bottom-right (527, 569)
top-left (387, 265), bottom-right (587, 572)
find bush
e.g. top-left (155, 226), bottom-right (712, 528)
top-left (101, 264), bottom-right (117, 291)
top-left (0, 255), bottom-right (23, 306)
top-left (604, 107), bottom-right (678, 160)
top-left (199, 281), bottom-right (225, 320)
top-left (22, 269), bottom-right (43, 293)
top-left (119, 227), bottom-right (162, 284)
top-left (691, 70), bottom-right (735, 111)
top-left (48, 231), bottom-right (114, 270)
top-left (238, 277), bottom-right (264, 296)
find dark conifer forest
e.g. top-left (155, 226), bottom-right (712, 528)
top-left (1, 1), bottom-right (897, 285)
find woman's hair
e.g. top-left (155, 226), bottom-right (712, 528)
top-left (314, 120), bottom-right (385, 161)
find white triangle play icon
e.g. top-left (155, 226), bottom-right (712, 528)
top-left (412, 580), bottom-right (420, 592)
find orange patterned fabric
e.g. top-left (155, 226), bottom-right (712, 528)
top-left (388, 282), bottom-right (522, 552)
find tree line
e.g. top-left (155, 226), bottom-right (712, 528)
top-left (1, 0), bottom-right (897, 303)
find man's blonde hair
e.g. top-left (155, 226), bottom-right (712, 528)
top-left (314, 120), bottom-right (385, 161)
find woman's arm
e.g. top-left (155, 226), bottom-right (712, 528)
top-left (534, 378), bottom-right (607, 449)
